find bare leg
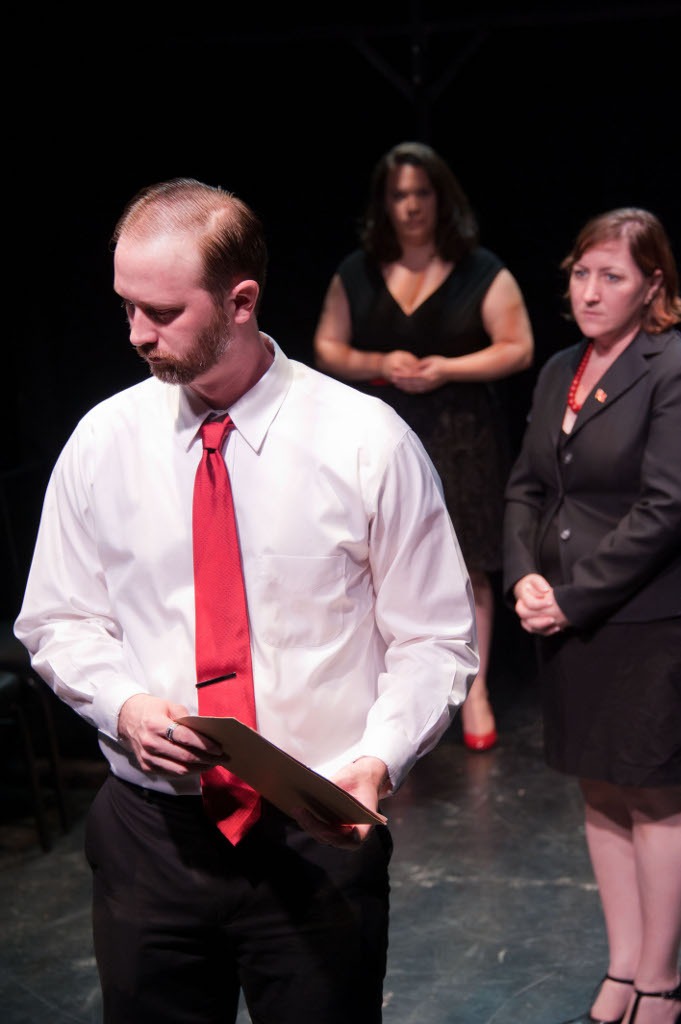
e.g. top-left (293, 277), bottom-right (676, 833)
top-left (622, 786), bottom-right (681, 1024)
top-left (580, 779), bottom-right (640, 1021)
top-left (461, 571), bottom-right (496, 744)
top-left (579, 779), bottom-right (681, 1024)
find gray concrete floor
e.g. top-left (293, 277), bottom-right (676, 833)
top-left (0, 682), bottom-right (608, 1024)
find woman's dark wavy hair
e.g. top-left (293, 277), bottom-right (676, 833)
top-left (562, 208), bottom-right (681, 334)
top-left (361, 142), bottom-right (478, 263)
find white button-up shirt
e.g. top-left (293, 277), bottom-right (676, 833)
top-left (16, 340), bottom-right (477, 795)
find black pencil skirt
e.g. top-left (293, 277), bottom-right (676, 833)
top-left (538, 617), bottom-right (681, 787)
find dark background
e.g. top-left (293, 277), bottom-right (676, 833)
top-left (5, 2), bottom-right (680, 620)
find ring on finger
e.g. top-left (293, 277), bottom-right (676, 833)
top-left (166, 723), bottom-right (176, 743)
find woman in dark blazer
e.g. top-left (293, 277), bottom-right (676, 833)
top-left (504, 209), bottom-right (681, 1024)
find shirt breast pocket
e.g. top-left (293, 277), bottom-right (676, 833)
top-left (252, 554), bottom-right (347, 649)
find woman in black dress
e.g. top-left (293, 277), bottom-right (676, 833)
top-left (504, 209), bottom-right (681, 1024)
top-left (314, 142), bottom-right (533, 751)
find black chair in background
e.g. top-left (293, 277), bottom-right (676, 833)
top-left (1, 464), bottom-right (69, 851)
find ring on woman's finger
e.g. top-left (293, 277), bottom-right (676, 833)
top-left (166, 723), bottom-right (176, 743)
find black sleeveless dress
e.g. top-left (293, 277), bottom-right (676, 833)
top-left (337, 247), bottom-right (507, 572)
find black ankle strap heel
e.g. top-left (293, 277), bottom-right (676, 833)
top-left (629, 980), bottom-right (681, 1024)
top-left (605, 973), bottom-right (634, 987)
top-left (560, 973), bottom-right (634, 1024)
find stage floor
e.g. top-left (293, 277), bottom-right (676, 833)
top-left (0, 678), bottom-right (607, 1024)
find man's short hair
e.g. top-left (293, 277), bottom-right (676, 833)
top-left (112, 178), bottom-right (268, 305)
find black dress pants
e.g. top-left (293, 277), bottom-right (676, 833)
top-left (85, 775), bottom-right (391, 1024)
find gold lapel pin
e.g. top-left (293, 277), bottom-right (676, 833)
top-left (595, 388), bottom-right (607, 403)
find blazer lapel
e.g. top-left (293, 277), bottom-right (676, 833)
top-left (568, 330), bottom-right (664, 440)
top-left (548, 343), bottom-right (585, 449)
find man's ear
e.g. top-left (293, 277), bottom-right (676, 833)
top-left (227, 279), bottom-right (259, 324)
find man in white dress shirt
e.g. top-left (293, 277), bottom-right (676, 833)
top-left (16, 179), bottom-right (477, 1024)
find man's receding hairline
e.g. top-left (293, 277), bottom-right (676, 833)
top-left (116, 222), bottom-right (204, 250)
top-left (116, 194), bottom-right (240, 248)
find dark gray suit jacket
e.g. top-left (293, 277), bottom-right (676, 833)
top-left (504, 328), bottom-right (681, 629)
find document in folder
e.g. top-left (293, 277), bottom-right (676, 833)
top-left (178, 716), bottom-right (387, 826)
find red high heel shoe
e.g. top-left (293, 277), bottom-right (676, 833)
top-left (463, 727), bottom-right (498, 751)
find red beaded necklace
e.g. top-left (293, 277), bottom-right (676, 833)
top-left (566, 342), bottom-right (593, 412)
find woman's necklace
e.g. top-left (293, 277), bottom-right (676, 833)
top-left (566, 343), bottom-right (593, 412)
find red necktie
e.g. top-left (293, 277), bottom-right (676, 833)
top-left (192, 415), bottom-right (260, 844)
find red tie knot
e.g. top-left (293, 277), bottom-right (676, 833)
top-left (200, 416), bottom-right (235, 453)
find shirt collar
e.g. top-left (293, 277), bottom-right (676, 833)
top-left (173, 335), bottom-right (293, 453)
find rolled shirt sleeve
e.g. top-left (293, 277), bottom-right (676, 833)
top-left (16, 422), bottom-right (150, 741)
top-left (359, 431), bottom-right (478, 788)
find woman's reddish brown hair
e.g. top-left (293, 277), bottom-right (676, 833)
top-left (562, 208), bottom-right (681, 334)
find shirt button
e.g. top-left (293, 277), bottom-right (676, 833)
top-left (564, 452), bottom-right (573, 464)
top-left (560, 528), bottom-right (571, 541)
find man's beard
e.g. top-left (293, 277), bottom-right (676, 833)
top-left (139, 306), bottom-right (233, 386)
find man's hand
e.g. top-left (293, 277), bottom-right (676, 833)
top-left (118, 694), bottom-right (224, 776)
top-left (292, 756), bottom-right (390, 851)
top-left (513, 573), bottom-right (569, 635)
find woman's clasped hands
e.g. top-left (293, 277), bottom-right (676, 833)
top-left (513, 573), bottom-right (569, 635)
top-left (381, 351), bottom-right (453, 392)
